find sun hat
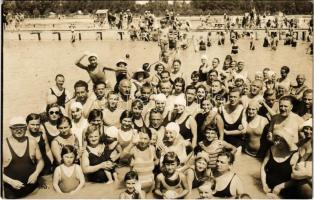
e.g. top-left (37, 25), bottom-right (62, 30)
top-left (105, 126), bottom-right (119, 139)
top-left (9, 116), bottom-right (27, 127)
top-left (70, 102), bottom-right (83, 111)
top-left (173, 96), bottom-right (186, 107)
top-left (273, 128), bottom-right (298, 151)
top-left (132, 68), bottom-right (150, 79)
top-left (116, 59), bottom-right (127, 67)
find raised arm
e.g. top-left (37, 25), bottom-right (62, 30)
top-left (75, 53), bottom-right (89, 70)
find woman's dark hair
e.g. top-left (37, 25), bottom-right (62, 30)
top-left (131, 99), bottom-right (144, 110)
top-left (163, 151), bottom-right (180, 165)
top-left (74, 80), bottom-right (89, 91)
top-left (218, 151), bottom-right (235, 165)
top-left (61, 145), bottom-right (77, 163)
top-left (46, 103), bottom-right (61, 114)
top-left (56, 116), bottom-right (72, 128)
top-left (191, 71), bottom-right (200, 78)
top-left (124, 171), bottom-right (139, 182)
top-left (281, 66), bottom-right (290, 74)
top-left (172, 59), bottom-right (181, 66)
top-left (120, 110), bottom-right (134, 123)
top-left (155, 63), bottom-right (165, 71)
top-left (26, 113), bottom-right (41, 124)
top-left (88, 109), bottom-right (103, 123)
top-left (173, 77), bottom-right (186, 92)
top-left (85, 125), bottom-right (100, 146)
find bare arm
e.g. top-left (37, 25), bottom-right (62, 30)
top-left (71, 165), bottom-right (85, 193)
top-left (75, 54), bottom-right (88, 70)
top-left (222, 141), bottom-right (237, 154)
top-left (185, 169), bottom-right (194, 195)
top-left (52, 167), bottom-right (63, 194)
top-left (188, 116), bottom-right (197, 148)
top-left (42, 132), bottom-right (54, 163)
top-left (216, 114), bottom-right (225, 140)
top-left (174, 173), bottom-right (189, 199)
top-left (51, 140), bottom-right (62, 165)
top-left (154, 175), bottom-right (164, 197)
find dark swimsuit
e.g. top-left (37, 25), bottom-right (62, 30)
top-left (221, 109), bottom-right (244, 147)
top-left (86, 146), bottom-right (109, 183)
top-left (30, 132), bottom-right (53, 175)
top-left (43, 123), bottom-right (58, 146)
top-left (265, 150), bottom-right (294, 190)
top-left (50, 88), bottom-right (66, 108)
top-left (213, 173), bottom-right (236, 198)
top-left (178, 115), bottom-right (193, 141)
top-left (4, 138), bottom-right (38, 199)
top-left (192, 169), bottom-right (209, 188)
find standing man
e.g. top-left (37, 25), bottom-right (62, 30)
top-left (3, 117), bottom-right (44, 199)
top-left (47, 74), bottom-right (71, 108)
top-left (75, 52), bottom-right (126, 86)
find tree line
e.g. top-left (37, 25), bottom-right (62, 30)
top-left (3, 0), bottom-right (313, 17)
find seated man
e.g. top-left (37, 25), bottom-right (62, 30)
top-left (3, 117), bottom-right (44, 199)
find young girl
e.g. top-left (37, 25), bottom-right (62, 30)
top-left (154, 152), bottom-right (189, 199)
top-left (195, 124), bottom-right (236, 169)
top-left (53, 145), bottom-right (85, 194)
top-left (121, 128), bottom-right (158, 192)
top-left (120, 171), bottom-right (145, 199)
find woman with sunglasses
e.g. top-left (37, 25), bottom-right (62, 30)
top-left (43, 103), bottom-right (62, 146)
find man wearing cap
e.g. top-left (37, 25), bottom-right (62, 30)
top-left (75, 52), bottom-right (126, 86)
top-left (3, 117), bottom-right (44, 199)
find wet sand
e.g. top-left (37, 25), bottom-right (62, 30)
top-left (3, 28), bottom-right (312, 199)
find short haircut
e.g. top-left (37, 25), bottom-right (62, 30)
top-left (26, 113), bottom-right (41, 124)
top-left (218, 151), bottom-right (235, 165)
top-left (87, 109), bottom-right (103, 123)
top-left (107, 90), bottom-right (119, 99)
top-left (124, 171), bottom-right (139, 182)
top-left (160, 70), bottom-right (170, 76)
top-left (303, 89), bottom-right (313, 97)
top-left (185, 85), bottom-right (197, 92)
top-left (85, 125), bottom-right (100, 146)
top-left (46, 103), bottom-right (61, 114)
top-left (131, 99), bottom-right (144, 110)
top-left (74, 80), bottom-right (88, 91)
top-left (61, 145), bottom-right (77, 163)
top-left (55, 74), bottom-right (64, 80)
top-left (229, 87), bottom-right (241, 96)
top-left (163, 151), bottom-right (180, 165)
top-left (213, 57), bottom-right (220, 63)
top-left (279, 95), bottom-right (294, 105)
top-left (281, 66), bottom-right (290, 74)
top-left (263, 89), bottom-right (276, 99)
top-left (191, 71), bottom-right (200, 78)
top-left (208, 69), bottom-right (219, 76)
top-left (172, 59), bottom-right (181, 65)
top-left (149, 108), bottom-right (162, 118)
top-left (56, 116), bottom-right (72, 128)
top-left (93, 81), bottom-right (106, 91)
top-left (120, 110), bottom-right (134, 122)
top-left (138, 126), bottom-right (152, 139)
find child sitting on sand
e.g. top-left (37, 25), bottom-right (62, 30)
top-left (120, 171), bottom-right (145, 199)
top-left (154, 152), bottom-right (189, 199)
top-left (53, 145), bottom-right (85, 194)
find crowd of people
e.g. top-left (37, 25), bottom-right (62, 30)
top-left (3, 9), bottom-right (313, 200)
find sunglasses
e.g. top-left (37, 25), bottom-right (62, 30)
top-left (49, 111), bottom-right (60, 115)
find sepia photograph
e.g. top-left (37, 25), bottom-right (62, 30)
top-left (2, 0), bottom-right (313, 199)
